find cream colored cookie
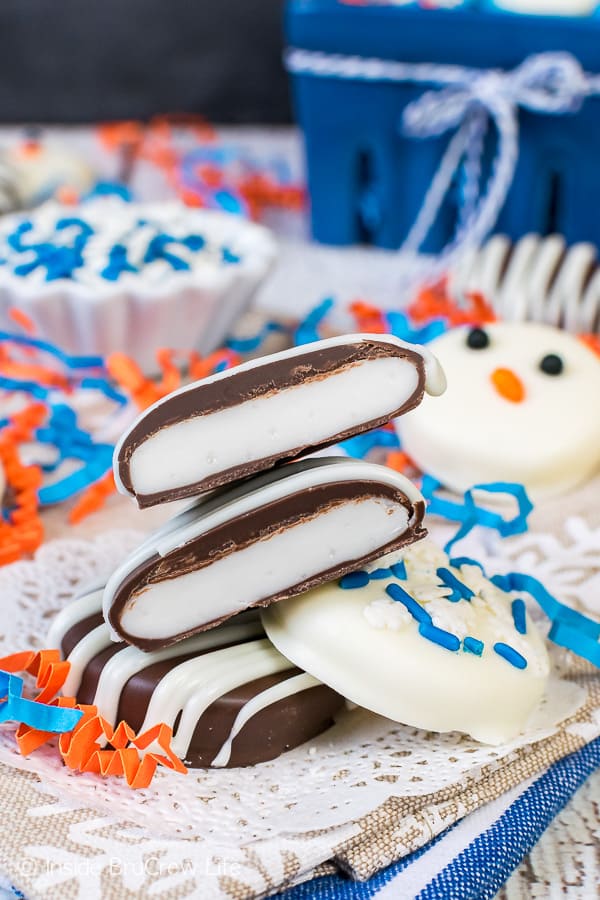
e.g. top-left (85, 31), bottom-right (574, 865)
top-left (397, 322), bottom-right (600, 498)
top-left (262, 540), bottom-right (550, 744)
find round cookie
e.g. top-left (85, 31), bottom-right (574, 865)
top-left (396, 322), bottom-right (600, 498)
top-left (262, 540), bottom-right (550, 745)
top-left (48, 588), bottom-right (344, 768)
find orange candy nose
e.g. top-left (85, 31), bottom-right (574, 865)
top-left (490, 368), bottom-right (526, 403)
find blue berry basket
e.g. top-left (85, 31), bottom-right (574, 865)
top-left (286, 0), bottom-right (600, 252)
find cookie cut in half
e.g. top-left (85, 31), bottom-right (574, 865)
top-left (115, 333), bottom-right (445, 507)
top-left (104, 457), bottom-right (426, 650)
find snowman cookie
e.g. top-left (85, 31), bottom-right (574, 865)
top-left (396, 322), bottom-right (600, 498)
top-left (262, 540), bottom-right (550, 745)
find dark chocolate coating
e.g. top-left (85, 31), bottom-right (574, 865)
top-left (118, 339), bottom-right (427, 507)
top-left (108, 480), bottom-right (426, 650)
top-left (61, 614), bottom-right (344, 768)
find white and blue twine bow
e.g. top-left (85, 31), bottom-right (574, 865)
top-left (286, 48), bottom-right (600, 283)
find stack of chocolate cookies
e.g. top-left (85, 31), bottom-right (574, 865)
top-left (49, 334), bottom-right (445, 767)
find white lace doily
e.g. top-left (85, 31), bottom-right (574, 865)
top-left (0, 520), bottom-right (598, 899)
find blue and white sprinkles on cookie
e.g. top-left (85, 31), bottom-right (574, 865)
top-left (0, 199), bottom-right (245, 286)
top-left (341, 541), bottom-right (536, 672)
top-left (262, 538), bottom-right (551, 744)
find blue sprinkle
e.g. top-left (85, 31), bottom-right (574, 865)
top-left (221, 246), bottom-right (241, 265)
top-left (294, 297), bottom-right (334, 346)
top-left (419, 622), bottom-right (461, 652)
top-left (463, 636), bottom-right (485, 656)
top-left (86, 181), bottom-right (132, 202)
top-left (339, 571), bottom-right (369, 590)
top-left (386, 310), bottom-right (447, 345)
top-left (390, 560), bottom-right (407, 580)
top-left (385, 583), bottom-right (431, 624)
top-left (56, 217), bottom-right (94, 238)
top-left (436, 567), bottom-right (475, 602)
top-left (214, 190), bottom-right (245, 216)
top-left (494, 642), bottom-right (528, 670)
top-left (0, 376), bottom-right (49, 399)
top-left (182, 234), bottom-right (206, 252)
top-left (144, 234), bottom-right (191, 271)
top-left (101, 243), bottom-right (138, 281)
top-left (79, 377), bottom-right (128, 405)
top-left (369, 567), bottom-right (392, 580)
top-left (7, 221), bottom-right (33, 252)
top-left (226, 320), bottom-right (285, 354)
top-left (450, 556), bottom-right (486, 574)
top-left (0, 332), bottom-right (104, 370)
top-left (512, 598), bottom-right (527, 635)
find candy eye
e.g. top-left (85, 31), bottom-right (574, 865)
top-left (539, 354), bottom-right (564, 376)
top-left (466, 327), bottom-right (490, 350)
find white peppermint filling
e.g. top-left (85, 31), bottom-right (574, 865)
top-left (119, 495), bottom-right (411, 642)
top-left (128, 355), bottom-right (420, 497)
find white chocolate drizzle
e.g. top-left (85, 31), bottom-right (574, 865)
top-left (211, 672), bottom-right (320, 768)
top-left (48, 589), bottom-right (333, 765)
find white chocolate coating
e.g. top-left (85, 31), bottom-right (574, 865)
top-left (103, 457), bottom-right (425, 645)
top-left (114, 332), bottom-right (446, 500)
top-left (397, 322), bottom-right (600, 498)
top-left (448, 234), bottom-right (600, 334)
top-left (262, 540), bottom-right (550, 745)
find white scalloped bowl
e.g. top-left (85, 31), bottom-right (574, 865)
top-left (0, 200), bottom-right (277, 373)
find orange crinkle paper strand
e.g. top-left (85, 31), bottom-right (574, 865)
top-left (0, 404), bottom-right (45, 565)
top-left (0, 649), bottom-right (187, 789)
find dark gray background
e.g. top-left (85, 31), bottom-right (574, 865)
top-left (0, 0), bottom-right (290, 123)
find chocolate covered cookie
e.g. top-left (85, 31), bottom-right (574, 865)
top-left (48, 588), bottom-right (344, 768)
top-left (103, 457), bottom-right (426, 650)
top-left (115, 333), bottom-right (445, 507)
